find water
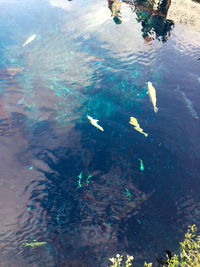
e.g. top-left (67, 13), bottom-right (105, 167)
top-left (0, 0), bottom-right (200, 266)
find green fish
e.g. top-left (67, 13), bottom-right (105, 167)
top-left (77, 172), bottom-right (82, 188)
top-left (25, 242), bottom-right (47, 247)
top-left (139, 159), bottom-right (144, 171)
top-left (86, 174), bottom-right (92, 185)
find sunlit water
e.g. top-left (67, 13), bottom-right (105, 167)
top-left (0, 0), bottom-right (200, 266)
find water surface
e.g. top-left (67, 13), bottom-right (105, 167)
top-left (0, 0), bottom-right (200, 266)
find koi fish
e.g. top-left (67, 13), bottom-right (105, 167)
top-left (87, 115), bottom-right (104, 131)
top-left (129, 117), bottom-right (148, 137)
top-left (175, 86), bottom-right (199, 119)
top-left (180, 91), bottom-right (199, 119)
top-left (23, 34), bottom-right (36, 47)
top-left (87, 56), bottom-right (103, 62)
top-left (6, 67), bottom-right (24, 78)
top-left (147, 82), bottom-right (158, 113)
top-left (139, 158), bottom-right (144, 171)
top-left (25, 242), bottom-right (47, 247)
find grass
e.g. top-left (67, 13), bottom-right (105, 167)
top-left (107, 224), bottom-right (200, 266)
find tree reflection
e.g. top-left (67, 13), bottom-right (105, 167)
top-left (134, 0), bottom-right (174, 43)
top-left (108, 0), bottom-right (122, 24)
top-left (108, 0), bottom-right (174, 42)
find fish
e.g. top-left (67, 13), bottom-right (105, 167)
top-left (175, 86), bottom-right (199, 119)
top-left (23, 34), bottom-right (36, 47)
top-left (147, 82), bottom-right (158, 113)
top-left (180, 91), bottom-right (199, 119)
top-left (87, 56), bottom-right (104, 62)
top-left (77, 172), bottom-right (82, 188)
top-left (6, 67), bottom-right (24, 78)
top-left (25, 241), bottom-right (47, 247)
top-left (139, 158), bottom-right (144, 171)
top-left (129, 117), bottom-right (148, 137)
top-left (16, 97), bottom-right (24, 107)
top-left (87, 115), bottom-right (104, 131)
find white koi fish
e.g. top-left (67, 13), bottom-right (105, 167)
top-left (7, 67), bottom-right (24, 78)
top-left (23, 34), bottom-right (36, 47)
top-left (87, 115), bottom-right (104, 131)
top-left (129, 117), bottom-right (148, 137)
top-left (147, 82), bottom-right (158, 113)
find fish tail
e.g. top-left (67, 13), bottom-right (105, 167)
top-left (154, 106), bottom-right (158, 113)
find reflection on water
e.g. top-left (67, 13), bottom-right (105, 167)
top-left (0, 0), bottom-right (200, 266)
top-left (108, 0), bottom-right (123, 24)
top-left (134, 0), bottom-right (174, 43)
top-left (108, 0), bottom-right (174, 43)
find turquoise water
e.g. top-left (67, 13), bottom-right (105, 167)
top-left (0, 0), bottom-right (200, 266)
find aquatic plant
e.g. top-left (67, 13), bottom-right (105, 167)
top-left (108, 254), bottom-right (134, 267)
top-left (166, 224), bottom-right (200, 266)
top-left (108, 224), bottom-right (200, 266)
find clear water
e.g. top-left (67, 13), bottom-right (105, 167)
top-left (0, 0), bottom-right (200, 266)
